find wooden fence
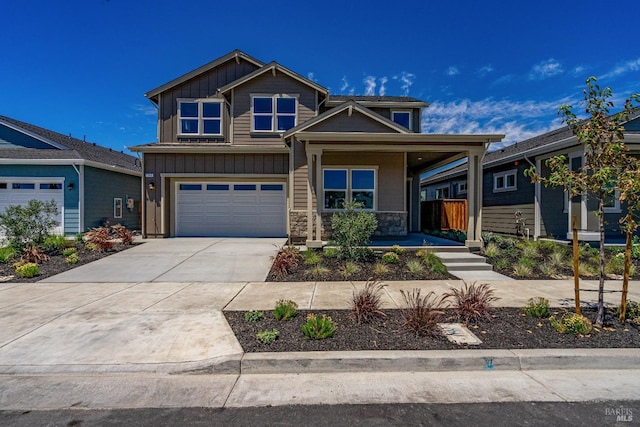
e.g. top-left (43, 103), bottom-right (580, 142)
top-left (421, 199), bottom-right (468, 231)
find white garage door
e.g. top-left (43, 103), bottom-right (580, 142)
top-left (175, 182), bottom-right (286, 237)
top-left (0, 180), bottom-right (64, 235)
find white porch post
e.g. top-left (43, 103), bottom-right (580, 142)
top-left (465, 150), bottom-right (483, 248)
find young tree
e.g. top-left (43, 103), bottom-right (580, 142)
top-left (525, 77), bottom-right (639, 327)
top-left (0, 199), bottom-right (59, 250)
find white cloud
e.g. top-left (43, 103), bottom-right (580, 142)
top-left (340, 75), bottom-right (349, 92)
top-left (447, 66), bottom-right (460, 76)
top-left (393, 71), bottom-right (415, 96)
top-left (529, 58), bottom-right (564, 80)
top-left (379, 76), bottom-right (388, 96)
top-left (131, 104), bottom-right (156, 116)
top-left (477, 65), bottom-right (494, 77)
top-left (363, 75), bottom-right (376, 96)
top-left (307, 72), bottom-right (316, 82)
top-left (600, 58), bottom-right (640, 79)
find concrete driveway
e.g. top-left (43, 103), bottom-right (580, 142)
top-left (40, 237), bottom-right (286, 283)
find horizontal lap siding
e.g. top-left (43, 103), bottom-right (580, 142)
top-left (483, 204), bottom-right (543, 235)
top-left (483, 163), bottom-right (534, 207)
top-left (83, 167), bottom-right (141, 230)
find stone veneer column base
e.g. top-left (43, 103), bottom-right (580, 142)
top-left (289, 211), bottom-right (407, 242)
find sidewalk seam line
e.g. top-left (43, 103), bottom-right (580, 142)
top-left (520, 369), bottom-right (570, 402)
top-left (222, 282), bottom-right (250, 311)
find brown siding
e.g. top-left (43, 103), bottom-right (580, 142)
top-left (307, 110), bottom-right (395, 133)
top-left (232, 72), bottom-right (317, 145)
top-left (158, 59), bottom-right (259, 142)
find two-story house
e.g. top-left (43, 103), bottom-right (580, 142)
top-left (130, 50), bottom-right (503, 248)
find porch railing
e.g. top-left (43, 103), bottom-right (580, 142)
top-left (421, 199), bottom-right (468, 232)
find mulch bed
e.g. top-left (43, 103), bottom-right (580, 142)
top-left (267, 250), bottom-right (454, 282)
top-left (0, 243), bottom-right (140, 283)
top-left (224, 307), bottom-right (640, 353)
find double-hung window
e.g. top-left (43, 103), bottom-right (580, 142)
top-left (252, 95), bottom-right (297, 132)
top-left (391, 110), bottom-right (412, 129)
top-left (178, 99), bottom-right (223, 136)
top-left (493, 169), bottom-right (517, 192)
top-left (323, 168), bottom-right (375, 210)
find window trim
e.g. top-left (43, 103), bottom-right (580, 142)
top-left (391, 110), bottom-right (412, 130)
top-left (114, 198), bottom-right (123, 219)
top-left (322, 167), bottom-right (377, 211)
top-left (435, 185), bottom-right (449, 200)
top-left (493, 169), bottom-right (517, 192)
top-left (177, 98), bottom-right (223, 136)
top-left (458, 180), bottom-right (467, 194)
top-left (250, 94), bottom-right (299, 133)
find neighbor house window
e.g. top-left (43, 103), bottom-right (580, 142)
top-left (391, 110), bottom-right (412, 129)
top-left (251, 95), bottom-right (297, 132)
top-left (458, 181), bottom-right (467, 194)
top-left (493, 169), bottom-right (517, 192)
top-left (114, 198), bottom-right (123, 218)
top-left (323, 168), bottom-right (376, 210)
top-left (435, 185), bottom-right (449, 199)
top-left (603, 183), bottom-right (621, 212)
top-left (178, 99), bottom-right (223, 136)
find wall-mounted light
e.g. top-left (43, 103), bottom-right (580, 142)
top-left (67, 182), bottom-right (74, 191)
top-left (148, 182), bottom-right (155, 191)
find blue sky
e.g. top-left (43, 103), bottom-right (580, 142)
top-left (2, 0), bottom-right (639, 155)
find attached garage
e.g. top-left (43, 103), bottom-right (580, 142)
top-left (0, 179), bottom-right (64, 235)
top-left (175, 181), bottom-right (286, 237)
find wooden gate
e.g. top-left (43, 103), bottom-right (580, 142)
top-left (421, 199), bottom-right (468, 231)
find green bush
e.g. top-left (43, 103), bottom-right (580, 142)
top-left (0, 200), bottom-right (59, 250)
top-left (550, 313), bottom-right (592, 335)
top-left (523, 297), bottom-right (551, 318)
top-left (273, 299), bottom-right (298, 321)
top-left (422, 251), bottom-right (447, 274)
top-left (340, 261), bottom-right (360, 278)
top-left (244, 310), bottom-right (265, 322)
top-left (65, 253), bottom-right (79, 265)
top-left (75, 233), bottom-right (85, 243)
top-left (484, 242), bottom-right (500, 258)
top-left (301, 313), bottom-right (335, 339)
top-left (256, 329), bottom-right (279, 344)
top-left (42, 235), bottom-right (69, 254)
top-left (390, 244), bottom-right (405, 255)
top-left (330, 200), bottom-right (377, 261)
top-left (382, 251), bottom-right (400, 264)
top-left (306, 264), bottom-right (330, 278)
top-left (632, 236), bottom-right (640, 260)
top-left (323, 247), bottom-right (339, 258)
top-left (616, 300), bottom-right (640, 321)
top-left (302, 249), bottom-right (322, 266)
top-left (15, 262), bottom-right (40, 278)
top-left (406, 259), bottom-right (425, 275)
top-left (0, 246), bottom-right (16, 263)
top-left (62, 247), bottom-right (77, 257)
top-left (605, 253), bottom-right (636, 276)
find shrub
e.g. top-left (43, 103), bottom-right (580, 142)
top-left (112, 224), bottom-right (134, 245)
top-left (75, 233), bottom-right (84, 243)
top-left (0, 246), bottom-right (16, 263)
top-left (423, 252), bottom-right (447, 274)
top-left (301, 313), bottom-right (335, 339)
top-left (550, 313), bottom-right (592, 335)
top-left (520, 242), bottom-right (539, 259)
top-left (444, 282), bottom-right (499, 323)
top-left (306, 264), bottom-right (330, 278)
top-left (578, 262), bottom-right (598, 277)
top-left (538, 262), bottom-right (557, 277)
top-left (42, 235), bottom-right (69, 254)
top-left (513, 261), bottom-right (533, 277)
top-left (273, 299), bottom-right (298, 321)
top-left (616, 300), bottom-right (640, 321)
top-left (323, 247), bottom-right (339, 258)
top-left (351, 279), bottom-right (386, 324)
top-left (605, 253), bottom-right (635, 276)
top-left (303, 249), bottom-right (322, 266)
top-left (271, 246), bottom-right (300, 279)
top-left (382, 251), bottom-right (400, 264)
top-left (84, 227), bottom-right (114, 252)
top-left (494, 258), bottom-right (509, 270)
top-left (330, 200), bottom-right (377, 261)
top-left (549, 251), bottom-right (566, 269)
top-left (256, 329), bottom-right (279, 344)
top-left (62, 247), bottom-right (77, 257)
top-left (523, 297), bottom-right (551, 318)
top-left (15, 262), bottom-right (40, 278)
top-left (399, 289), bottom-right (446, 336)
top-left (340, 261), bottom-right (360, 278)
top-left (484, 242), bottom-right (500, 258)
top-left (244, 310), bottom-right (265, 322)
top-left (406, 259), bottom-right (425, 275)
top-left (373, 262), bottom-right (389, 276)
top-left (21, 246), bottom-right (50, 263)
top-left (65, 253), bottom-right (79, 265)
top-left (390, 244), bottom-right (405, 255)
top-left (0, 199), bottom-right (59, 250)
top-left (632, 236), bottom-right (640, 260)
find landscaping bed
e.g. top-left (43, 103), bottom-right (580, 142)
top-left (225, 307), bottom-right (640, 353)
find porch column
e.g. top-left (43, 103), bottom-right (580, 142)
top-left (306, 148), bottom-right (314, 244)
top-left (305, 146), bottom-right (323, 248)
top-left (315, 150), bottom-right (323, 243)
top-left (465, 150), bottom-right (483, 248)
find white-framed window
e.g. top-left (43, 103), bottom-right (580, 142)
top-left (178, 99), bottom-right (223, 136)
top-left (114, 198), bottom-right (123, 218)
top-left (493, 169), bottom-right (517, 192)
top-left (251, 95), bottom-right (298, 132)
top-left (323, 168), bottom-right (376, 210)
top-left (435, 185), bottom-right (449, 200)
top-left (458, 181), bottom-right (467, 194)
top-left (603, 186), bottom-right (621, 212)
top-left (391, 110), bottom-right (412, 129)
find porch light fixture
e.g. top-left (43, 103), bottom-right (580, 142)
top-left (148, 182), bottom-right (155, 191)
top-left (67, 182), bottom-right (74, 191)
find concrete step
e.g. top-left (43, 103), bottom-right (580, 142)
top-left (436, 252), bottom-right (487, 264)
top-left (443, 262), bottom-right (494, 272)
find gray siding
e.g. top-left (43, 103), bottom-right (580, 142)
top-left (483, 163), bottom-right (534, 207)
top-left (159, 59), bottom-right (259, 142)
top-left (83, 167), bottom-right (141, 230)
top-left (307, 110), bottom-right (395, 133)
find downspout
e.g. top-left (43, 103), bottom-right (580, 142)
top-left (71, 163), bottom-right (83, 234)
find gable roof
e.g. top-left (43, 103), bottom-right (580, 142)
top-left (145, 49), bottom-right (264, 101)
top-left (218, 61), bottom-right (329, 95)
top-left (0, 115), bottom-right (141, 173)
top-left (283, 100), bottom-right (410, 138)
top-left (326, 95), bottom-right (429, 108)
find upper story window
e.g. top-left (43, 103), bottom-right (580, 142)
top-left (252, 95), bottom-right (298, 132)
top-left (493, 169), bottom-right (517, 192)
top-left (178, 99), bottom-right (223, 136)
top-left (391, 110), bottom-right (412, 129)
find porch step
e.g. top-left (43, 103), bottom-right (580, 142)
top-left (435, 252), bottom-right (494, 272)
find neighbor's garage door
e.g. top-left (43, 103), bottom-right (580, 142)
top-left (0, 180), bottom-right (64, 234)
top-left (175, 182), bottom-right (286, 237)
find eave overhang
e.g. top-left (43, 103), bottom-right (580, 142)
top-left (128, 143), bottom-right (289, 154)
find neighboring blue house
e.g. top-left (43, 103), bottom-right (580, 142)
top-left (0, 115), bottom-right (142, 235)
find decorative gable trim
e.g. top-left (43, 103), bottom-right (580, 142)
top-left (218, 62), bottom-right (328, 96)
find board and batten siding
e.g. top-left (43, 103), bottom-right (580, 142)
top-left (143, 152), bottom-right (288, 237)
top-left (232, 72), bottom-right (317, 146)
top-left (159, 59), bottom-right (259, 142)
top-left (83, 166), bottom-right (141, 231)
top-left (306, 110), bottom-right (393, 133)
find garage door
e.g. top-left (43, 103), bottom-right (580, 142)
top-left (175, 182), bottom-right (286, 237)
top-left (0, 180), bottom-right (64, 235)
